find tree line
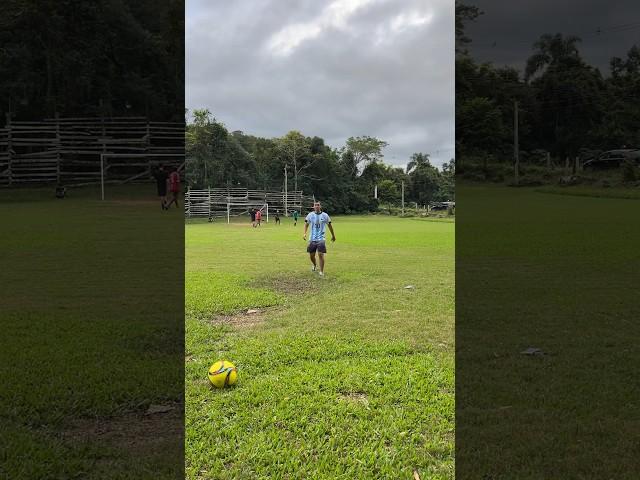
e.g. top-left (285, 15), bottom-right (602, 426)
top-left (1, 0), bottom-right (184, 122)
top-left (185, 109), bottom-right (454, 214)
top-left (456, 1), bottom-right (640, 166)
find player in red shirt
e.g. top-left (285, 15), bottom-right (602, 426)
top-left (166, 167), bottom-right (180, 208)
top-left (255, 208), bottom-right (262, 226)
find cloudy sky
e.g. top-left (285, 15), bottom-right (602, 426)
top-left (466, 1), bottom-right (640, 74)
top-left (186, 0), bottom-right (454, 169)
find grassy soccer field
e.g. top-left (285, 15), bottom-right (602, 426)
top-left (456, 185), bottom-right (640, 479)
top-left (185, 215), bottom-right (455, 479)
top-left (0, 186), bottom-right (184, 480)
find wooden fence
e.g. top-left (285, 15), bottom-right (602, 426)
top-left (0, 115), bottom-right (184, 187)
top-left (185, 188), bottom-right (315, 220)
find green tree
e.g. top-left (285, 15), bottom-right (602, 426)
top-left (456, 97), bottom-right (505, 154)
top-left (408, 163), bottom-right (442, 205)
top-left (455, 1), bottom-right (482, 55)
top-left (1, 0), bottom-right (183, 121)
top-left (596, 45), bottom-right (640, 147)
top-left (344, 136), bottom-right (388, 175)
top-left (277, 131), bottom-right (312, 192)
top-left (439, 159), bottom-right (455, 201)
top-left (186, 111), bottom-right (449, 213)
top-left (526, 34), bottom-right (603, 158)
top-left (524, 34), bottom-right (583, 82)
top-left (377, 179), bottom-right (399, 203)
top-left (406, 152), bottom-right (431, 173)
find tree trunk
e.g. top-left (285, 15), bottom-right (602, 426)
top-left (46, 50), bottom-right (54, 116)
top-left (293, 145), bottom-right (298, 192)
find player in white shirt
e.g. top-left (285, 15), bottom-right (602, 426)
top-left (303, 201), bottom-right (336, 277)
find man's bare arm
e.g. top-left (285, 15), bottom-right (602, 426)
top-left (328, 223), bottom-right (336, 242)
top-left (303, 221), bottom-right (309, 240)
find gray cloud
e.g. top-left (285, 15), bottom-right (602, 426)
top-left (465, 1), bottom-right (640, 74)
top-left (186, 0), bottom-right (454, 168)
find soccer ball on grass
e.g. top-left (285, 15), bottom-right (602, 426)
top-left (208, 360), bottom-right (238, 388)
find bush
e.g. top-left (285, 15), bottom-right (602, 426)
top-left (621, 159), bottom-right (638, 183)
top-left (558, 175), bottom-right (581, 186)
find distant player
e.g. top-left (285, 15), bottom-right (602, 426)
top-left (274, 211), bottom-right (281, 225)
top-left (292, 210), bottom-right (299, 226)
top-left (165, 167), bottom-right (180, 208)
top-left (250, 209), bottom-right (256, 227)
top-left (255, 208), bottom-right (262, 226)
top-left (303, 201), bottom-right (336, 277)
top-left (152, 165), bottom-right (168, 210)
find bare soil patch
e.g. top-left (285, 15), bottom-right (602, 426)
top-left (209, 307), bottom-right (279, 329)
top-left (250, 274), bottom-right (325, 295)
top-left (59, 402), bottom-right (183, 453)
top-left (338, 391), bottom-right (369, 406)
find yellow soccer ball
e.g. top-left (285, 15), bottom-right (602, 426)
top-left (208, 360), bottom-right (238, 388)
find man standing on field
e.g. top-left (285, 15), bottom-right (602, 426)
top-left (303, 201), bottom-right (335, 277)
top-left (151, 164), bottom-right (168, 210)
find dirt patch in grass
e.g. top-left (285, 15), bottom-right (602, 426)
top-left (209, 307), bottom-right (279, 329)
top-left (59, 402), bottom-right (183, 453)
top-left (250, 274), bottom-right (328, 295)
top-left (338, 391), bottom-right (369, 405)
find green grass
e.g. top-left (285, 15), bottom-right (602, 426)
top-left (535, 184), bottom-right (640, 200)
top-left (0, 185), bottom-right (184, 479)
top-left (456, 184), bottom-right (640, 479)
top-left (185, 215), bottom-right (455, 479)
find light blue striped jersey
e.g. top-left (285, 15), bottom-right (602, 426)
top-left (305, 211), bottom-right (331, 241)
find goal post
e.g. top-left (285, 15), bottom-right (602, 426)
top-left (224, 202), bottom-right (268, 224)
top-left (99, 153), bottom-right (185, 200)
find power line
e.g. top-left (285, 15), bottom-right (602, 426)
top-left (469, 21), bottom-right (640, 49)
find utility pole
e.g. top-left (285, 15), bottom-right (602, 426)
top-left (514, 99), bottom-right (519, 185)
top-left (284, 164), bottom-right (288, 216)
top-left (5, 112), bottom-right (12, 186)
top-left (55, 112), bottom-right (60, 185)
top-left (401, 181), bottom-right (405, 215)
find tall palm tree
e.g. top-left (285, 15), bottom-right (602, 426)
top-left (524, 34), bottom-right (582, 82)
top-left (406, 153), bottom-right (431, 173)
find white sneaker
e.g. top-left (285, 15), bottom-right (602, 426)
top-left (311, 266), bottom-right (316, 272)
top-left (318, 271), bottom-right (324, 277)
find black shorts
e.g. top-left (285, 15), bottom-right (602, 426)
top-left (307, 241), bottom-right (327, 253)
